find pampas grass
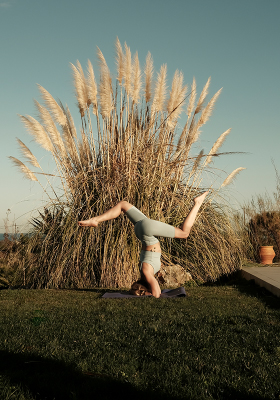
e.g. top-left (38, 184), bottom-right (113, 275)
top-left (34, 100), bottom-right (66, 156)
top-left (9, 157), bottom-right (38, 181)
top-left (195, 76), bottom-right (211, 114)
top-left (144, 52), bottom-right (153, 103)
top-left (187, 77), bottom-right (196, 119)
top-left (124, 43), bottom-right (132, 97)
top-left (132, 51), bottom-right (141, 104)
top-left (70, 62), bottom-right (88, 117)
top-left (97, 47), bottom-right (113, 119)
top-left (205, 129), bottom-right (231, 166)
top-left (166, 70), bottom-right (187, 129)
top-left (11, 38), bottom-right (245, 289)
top-left (37, 84), bottom-right (67, 126)
top-left (115, 37), bottom-right (124, 84)
top-left (16, 138), bottom-right (41, 168)
top-left (221, 167), bottom-right (246, 187)
top-left (19, 115), bottom-right (53, 152)
top-left (86, 60), bottom-right (98, 113)
top-left (151, 64), bottom-right (167, 116)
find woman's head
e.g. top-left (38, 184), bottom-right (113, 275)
top-left (129, 279), bottom-right (150, 296)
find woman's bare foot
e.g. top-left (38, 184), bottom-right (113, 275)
top-left (194, 191), bottom-right (209, 206)
top-left (78, 218), bottom-right (99, 227)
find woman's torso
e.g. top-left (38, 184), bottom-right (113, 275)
top-left (141, 242), bottom-right (161, 253)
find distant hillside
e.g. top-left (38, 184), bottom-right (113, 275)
top-left (0, 233), bottom-right (28, 241)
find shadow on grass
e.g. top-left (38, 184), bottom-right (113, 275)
top-left (235, 279), bottom-right (280, 310)
top-left (205, 270), bottom-right (280, 310)
top-left (0, 350), bottom-right (180, 400)
top-left (0, 350), bottom-right (273, 400)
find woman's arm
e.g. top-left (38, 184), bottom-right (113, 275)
top-left (141, 263), bottom-right (161, 298)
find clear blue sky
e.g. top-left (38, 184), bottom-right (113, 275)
top-left (1, 0), bottom-right (280, 232)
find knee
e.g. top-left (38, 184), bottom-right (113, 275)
top-left (119, 200), bottom-right (133, 212)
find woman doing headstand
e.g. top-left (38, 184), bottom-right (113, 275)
top-left (78, 192), bottom-right (208, 298)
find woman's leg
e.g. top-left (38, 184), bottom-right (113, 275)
top-left (174, 191), bottom-right (209, 239)
top-left (78, 201), bottom-right (133, 227)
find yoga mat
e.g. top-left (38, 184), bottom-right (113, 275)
top-left (102, 287), bottom-right (186, 298)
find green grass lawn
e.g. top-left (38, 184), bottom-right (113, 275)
top-left (1, 279), bottom-right (280, 400)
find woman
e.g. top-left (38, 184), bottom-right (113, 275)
top-left (78, 192), bottom-right (208, 298)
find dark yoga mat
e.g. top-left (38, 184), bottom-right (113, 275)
top-left (102, 287), bottom-right (186, 298)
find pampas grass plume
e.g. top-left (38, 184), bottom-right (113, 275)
top-left (9, 156), bottom-right (38, 181)
top-left (34, 100), bottom-right (66, 156)
top-left (187, 77), bottom-right (196, 119)
top-left (195, 77), bottom-right (211, 114)
top-left (205, 129), bottom-right (231, 166)
top-left (124, 42), bottom-right (132, 96)
top-left (132, 51), bottom-right (141, 103)
top-left (70, 62), bottom-right (87, 116)
top-left (97, 46), bottom-right (113, 119)
top-left (166, 70), bottom-right (187, 128)
top-left (19, 115), bottom-right (53, 152)
top-left (37, 85), bottom-right (67, 126)
top-left (221, 167), bottom-right (246, 187)
top-left (16, 138), bottom-right (41, 168)
top-left (87, 60), bottom-right (98, 112)
top-left (144, 52), bottom-right (153, 103)
top-left (115, 37), bottom-right (124, 84)
top-left (151, 64), bottom-right (167, 115)
top-left (198, 88), bottom-right (222, 127)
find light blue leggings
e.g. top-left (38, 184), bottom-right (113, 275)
top-left (126, 206), bottom-right (175, 274)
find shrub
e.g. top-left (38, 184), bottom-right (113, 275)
top-left (247, 211), bottom-right (280, 262)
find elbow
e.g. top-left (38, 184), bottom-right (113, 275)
top-left (152, 289), bottom-right (161, 298)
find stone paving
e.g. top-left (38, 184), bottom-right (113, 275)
top-left (241, 265), bottom-right (280, 297)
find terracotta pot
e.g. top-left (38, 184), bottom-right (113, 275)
top-left (259, 246), bottom-right (275, 264)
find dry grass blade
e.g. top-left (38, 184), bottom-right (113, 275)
top-left (37, 84), bottom-right (67, 126)
top-left (144, 52), bottom-right (153, 103)
top-left (9, 156), bottom-right (38, 181)
top-left (16, 138), bottom-right (41, 168)
top-left (221, 167), bottom-right (246, 187)
top-left (132, 51), bottom-right (141, 104)
top-left (205, 129), bottom-right (231, 166)
top-left (151, 64), bottom-right (167, 115)
top-left (19, 115), bottom-right (53, 152)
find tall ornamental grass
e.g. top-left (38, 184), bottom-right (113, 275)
top-left (10, 39), bottom-right (245, 288)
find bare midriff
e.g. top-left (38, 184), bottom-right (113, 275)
top-left (141, 242), bottom-right (161, 253)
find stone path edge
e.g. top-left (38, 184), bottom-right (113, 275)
top-left (241, 267), bottom-right (280, 298)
